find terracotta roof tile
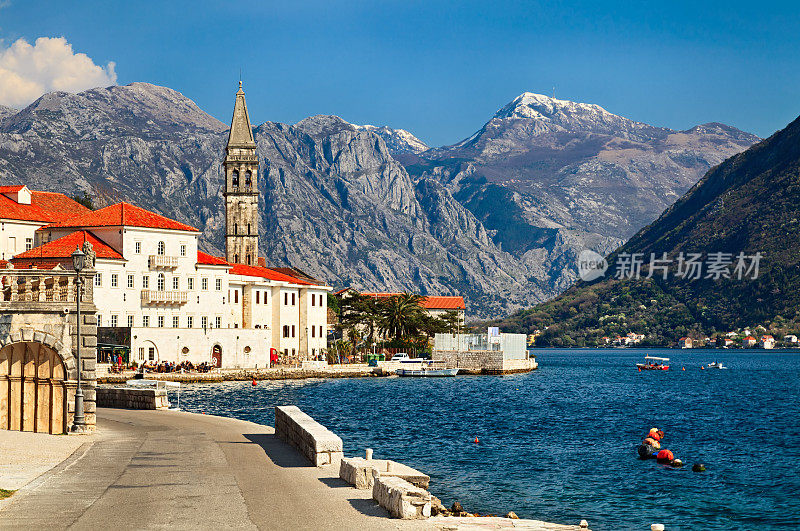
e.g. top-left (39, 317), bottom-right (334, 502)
top-left (0, 190), bottom-right (90, 223)
top-left (361, 292), bottom-right (466, 310)
top-left (229, 263), bottom-right (319, 285)
top-left (197, 251), bottom-right (230, 266)
top-left (40, 202), bottom-right (199, 232)
top-left (12, 231), bottom-right (123, 261)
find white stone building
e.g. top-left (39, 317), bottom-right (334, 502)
top-left (4, 84), bottom-right (331, 368)
top-left (0, 185), bottom-right (90, 261)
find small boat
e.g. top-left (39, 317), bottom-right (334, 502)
top-left (636, 355), bottom-right (670, 371)
top-left (396, 360), bottom-right (458, 377)
top-left (706, 361), bottom-right (728, 369)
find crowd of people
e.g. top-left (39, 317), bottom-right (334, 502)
top-left (139, 360), bottom-right (215, 373)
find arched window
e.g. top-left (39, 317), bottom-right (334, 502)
top-left (247, 223), bottom-right (251, 235)
top-left (245, 170), bottom-right (252, 187)
top-left (157, 273), bottom-right (165, 291)
top-left (234, 254), bottom-right (239, 264)
top-left (157, 241), bottom-right (165, 256)
top-left (232, 169), bottom-right (239, 187)
top-left (246, 254), bottom-right (251, 265)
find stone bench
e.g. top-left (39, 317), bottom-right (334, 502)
top-left (339, 457), bottom-right (430, 490)
top-left (96, 387), bottom-right (169, 410)
top-left (274, 405), bottom-right (343, 467)
top-left (372, 475), bottom-right (431, 519)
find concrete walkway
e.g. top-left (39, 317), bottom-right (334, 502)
top-left (0, 408), bottom-right (426, 530)
top-left (0, 430), bottom-right (91, 491)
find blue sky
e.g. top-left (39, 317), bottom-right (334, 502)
top-left (0, 0), bottom-right (797, 145)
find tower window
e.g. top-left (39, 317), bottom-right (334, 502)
top-left (247, 223), bottom-right (251, 234)
top-left (245, 170), bottom-right (252, 187)
top-left (246, 254), bottom-right (251, 265)
top-left (235, 223), bottom-right (238, 234)
top-left (157, 241), bottom-right (165, 255)
top-left (234, 254), bottom-right (239, 263)
top-left (232, 169), bottom-right (239, 187)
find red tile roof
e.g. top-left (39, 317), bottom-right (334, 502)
top-left (40, 202), bottom-right (199, 232)
top-left (362, 292), bottom-right (466, 310)
top-left (229, 263), bottom-right (318, 285)
top-left (12, 231), bottom-right (123, 261)
top-left (197, 251), bottom-right (230, 267)
top-left (0, 185), bottom-right (25, 193)
top-left (0, 190), bottom-right (90, 223)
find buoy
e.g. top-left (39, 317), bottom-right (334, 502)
top-left (692, 463), bottom-right (706, 472)
top-left (638, 367), bottom-right (641, 372)
top-left (252, 379), bottom-right (257, 386)
top-left (682, 367), bottom-right (685, 371)
top-left (701, 366), bottom-right (705, 370)
top-left (656, 449), bottom-right (674, 461)
top-left (474, 436), bottom-right (479, 444)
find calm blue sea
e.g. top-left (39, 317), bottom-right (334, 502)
top-left (178, 349), bottom-right (800, 530)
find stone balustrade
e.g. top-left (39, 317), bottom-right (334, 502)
top-left (140, 289), bottom-right (188, 305)
top-left (97, 387), bottom-right (170, 409)
top-left (148, 255), bottom-right (179, 268)
top-left (274, 405), bottom-right (343, 467)
top-left (0, 269), bottom-right (94, 304)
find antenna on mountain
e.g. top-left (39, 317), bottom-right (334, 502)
top-left (552, 86), bottom-right (556, 99)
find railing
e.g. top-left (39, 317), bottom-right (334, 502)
top-left (140, 290), bottom-right (188, 305)
top-left (148, 255), bottom-right (179, 269)
top-left (0, 268), bottom-right (94, 303)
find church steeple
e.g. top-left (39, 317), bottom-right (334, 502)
top-left (227, 81), bottom-right (256, 148)
top-left (223, 82), bottom-right (259, 265)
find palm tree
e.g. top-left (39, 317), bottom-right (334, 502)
top-left (379, 293), bottom-right (426, 343)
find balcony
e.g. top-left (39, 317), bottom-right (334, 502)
top-left (148, 255), bottom-right (179, 269)
top-left (141, 290), bottom-right (188, 305)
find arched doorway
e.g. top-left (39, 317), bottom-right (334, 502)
top-left (0, 341), bottom-right (67, 434)
top-left (211, 345), bottom-right (222, 368)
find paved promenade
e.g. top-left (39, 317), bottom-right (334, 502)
top-left (0, 408), bottom-right (425, 530)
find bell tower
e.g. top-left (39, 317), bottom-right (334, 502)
top-left (224, 81), bottom-right (259, 265)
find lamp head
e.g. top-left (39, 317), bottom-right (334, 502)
top-left (71, 246), bottom-right (86, 272)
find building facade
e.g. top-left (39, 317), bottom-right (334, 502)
top-left (3, 84), bottom-right (331, 368)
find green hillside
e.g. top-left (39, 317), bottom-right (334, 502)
top-left (496, 114), bottom-right (800, 346)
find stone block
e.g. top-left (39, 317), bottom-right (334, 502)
top-left (340, 457), bottom-right (429, 490)
top-left (83, 314), bottom-right (97, 325)
top-left (82, 335), bottom-right (97, 347)
top-left (372, 476), bottom-right (431, 519)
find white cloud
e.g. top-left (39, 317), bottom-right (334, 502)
top-left (0, 36), bottom-right (117, 108)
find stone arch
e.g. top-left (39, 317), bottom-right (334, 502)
top-left (0, 334), bottom-right (70, 434)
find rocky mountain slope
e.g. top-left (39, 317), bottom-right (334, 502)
top-left (493, 113), bottom-right (800, 344)
top-left (401, 92), bottom-right (759, 293)
top-left (0, 84), bottom-right (542, 317)
top-left (0, 84), bottom-right (759, 318)
top-left (352, 123), bottom-right (428, 154)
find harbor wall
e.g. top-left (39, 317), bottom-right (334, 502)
top-left (96, 387), bottom-right (169, 410)
top-left (432, 350), bottom-right (537, 374)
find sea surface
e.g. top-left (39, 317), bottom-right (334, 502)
top-left (178, 349), bottom-right (800, 530)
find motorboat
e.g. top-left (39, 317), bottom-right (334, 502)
top-left (396, 360), bottom-right (458, 377)
top-left (706, 361), bottom-right (728, 369)
top-left (636, 355), bottom-right (669, 371)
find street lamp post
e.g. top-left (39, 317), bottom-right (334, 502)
top-left (71, 246), bottom-right (86, 432)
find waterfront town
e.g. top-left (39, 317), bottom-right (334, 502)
top-left (1, 3), bottom-right (799, 529)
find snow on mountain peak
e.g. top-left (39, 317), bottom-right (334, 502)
top-left (496, 92), bottom-right (616, 121)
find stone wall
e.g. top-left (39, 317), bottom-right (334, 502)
top-left (0, 269), bottom-right (98, 433)
top-left (432, 350), bottom-right (537, 374)
top-left (372, 475), bottom-right (431, 519)
top-left (96, 387), bottom-right (169, 410)
top-left (274, 405), bottom-right (343, 467)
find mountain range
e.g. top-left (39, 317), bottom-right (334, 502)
top-left (0, 83), bottom-right (759, 317)
top-left (494, 112), bottom-right (800, 344)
